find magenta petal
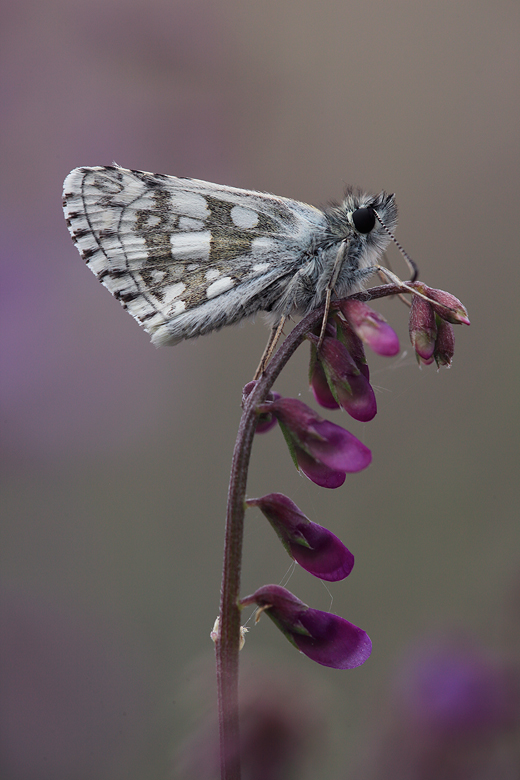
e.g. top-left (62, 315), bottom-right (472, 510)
top-left (409, 284), bottom-right (471, 326)
top-left (289, 522), bottom-right (354, 581)
top-left (334, 372), bottom-right (377, 422)
top-left (340, 300), bottom-right (400, 356)
top-left (294, 447), bottom-right (346, 488)
top-left (309, 419), bottom-right (372, 473)
top-left (310, 358), bottom-right (340, 409)
top-left (255, 414), bottom-right (278, 434)
top-left (294, 609), bottom-right (372, 669)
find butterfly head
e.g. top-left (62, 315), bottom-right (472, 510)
top-left (345, 190), bottom-right (397, 242)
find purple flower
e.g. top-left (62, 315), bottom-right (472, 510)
top-left (246, 493), bottom-right (354, 581)
top-left (339, 299), bottom-right (400, 356)
top-left (308, 334), bottom-right (377, 422)
top-left (240, 585), bottom-right (372, 669)
top-left (396, 640), bottom-right (519, 737)
top-left (265, 397), bottom-right (372, 488)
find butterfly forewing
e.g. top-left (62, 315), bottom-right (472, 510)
top-left (64, 166), bottom-right (398, 347)
top-left (63, 166), bottom-right (326, 344)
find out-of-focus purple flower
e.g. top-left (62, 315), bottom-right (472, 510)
top-left (240, 585), bottom-right (372, 669)
top-left (308, 334), bottom-right (377, 422)
top-left (409, 295), bottom-right (437, 365)
top-left (246, 493), bottom-right (354, 581)
top-left (263, 397), bottom-right (372, 488)
top-left (176, 669), bottom-right (325, 780)
top-left (396, 641), bottom-right (520, 737)
top-left (242, 381), bottom-right (281, 433)
top-left (433, 318), bottom-right (455, 368)
top-left (359, 635), bottom-right (520, 779)
top-left (339, 299), bottom-right (400, 356)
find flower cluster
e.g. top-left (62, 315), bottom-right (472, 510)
top-left (408, 283), bottom-right (469, 367)
top-left (240, 289), bottom-right (468, 670)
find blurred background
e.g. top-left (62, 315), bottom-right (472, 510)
top-left (1, 1), bottom-right (519, 778)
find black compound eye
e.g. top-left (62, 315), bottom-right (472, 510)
top-left (352, 207), bottom-right (376, 234)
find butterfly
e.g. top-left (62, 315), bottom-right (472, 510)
top-left (63, 165), bottom-right (403, 365)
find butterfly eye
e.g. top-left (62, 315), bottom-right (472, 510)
top-left (351, 207), bottom-right (376, 234)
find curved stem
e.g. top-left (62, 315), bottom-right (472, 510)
top-left (215, 282), bottom-right (405, 779)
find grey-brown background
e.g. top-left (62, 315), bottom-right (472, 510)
top-left (1, 1), bottom-right (519, 778)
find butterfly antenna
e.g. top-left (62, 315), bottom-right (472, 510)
top-left (373, 210), bottom-right (419, 282)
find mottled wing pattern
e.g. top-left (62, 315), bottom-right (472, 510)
top-left (63, 166), bottom-right (326, 345)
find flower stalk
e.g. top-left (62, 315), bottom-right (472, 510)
top-left (216, 302), bottom-right (328, 780)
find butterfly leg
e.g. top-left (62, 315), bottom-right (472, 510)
top-left (316, 240), bottom-right (349, 351)
top-left (253, 317), bottom-right (287, 380)
top-left (316, 287), bottom-right (333, 350)
top-left (374, 265), bottom-right (437, 309)
top-left (375, 265), bottom-right (421, 296)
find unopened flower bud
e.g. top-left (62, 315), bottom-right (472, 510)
top-left (409, 296), bottom-right (437, 365)
top-left (434, 317), bottom-right (455, 368)
top-left (410, 283), bottom-right (470, 326)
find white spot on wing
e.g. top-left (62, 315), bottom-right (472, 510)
top-left (165, 282), bottom-right (186, 300)
top-left (206, 277), bottom-right (234, 298)
top-left (252, 262), bottom-right (270, 273)
top-left (230, 205), bottom-right (259, 229)
top-left (169, 300), bottom-right (186, 315)
top-left (179, 216), bottom-right (205, 231)
top-left (251, 236), bottom-right (277, 256)
top-left (205, 268), bottom-right (220, 282)
top-left (170, 192), bottom-right (210, 220)
top-left (170, 231), bottom-right (210, 261)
